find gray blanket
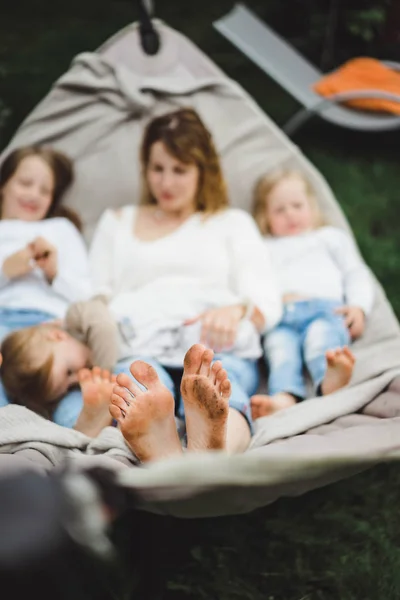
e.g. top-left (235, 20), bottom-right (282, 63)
top-left (1, 385), bottom-right (400, 518)
top-left (1, 20), bottom-right (400, 517)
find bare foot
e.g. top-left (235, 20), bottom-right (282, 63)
top-left (110, 361), bottom-right (182, 463)
top-left (321, 346), bottom-right (356, 396)
top-left (250, 392), bottom-right (297, 420)
top-left (74, 367), bottom-right (116, 437)
top-left (181, 344), bottom-right (231, 451)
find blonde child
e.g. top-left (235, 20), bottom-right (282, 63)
top-left (250, 168), bottom-right (374, 419)
top-left (0, 342), bottom-right (116, 437)
top-left (0, 296), bottom-right (120, 435)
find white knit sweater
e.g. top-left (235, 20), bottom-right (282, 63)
top-left (0, 217), bottom-right (92, 318)
top-left (89, 206), bottom-right (282, 364)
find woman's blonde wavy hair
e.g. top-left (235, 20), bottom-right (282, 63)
top-left (139, 108), bottom-right (228, 214)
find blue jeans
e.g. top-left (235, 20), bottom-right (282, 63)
top-left (114, 353), bottom-right (258, 431)
top-left (264, 299), bottom-right (350, 399)
top-left (0, 308), bottom-right (56, 342)
top-left (0, 308), bottom-right (84, 429)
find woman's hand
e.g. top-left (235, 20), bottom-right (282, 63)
top-left (29, 236), bottom-right (58, 283)
top-left (184, 305), bottom-right (245, 351)
top-left (2, 246), bottom-right (35, 279)
top-left (335, 305), bottom-right (366, 339)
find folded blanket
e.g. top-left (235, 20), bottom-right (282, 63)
top-left (314, 57), bottom-right (400, 114)
top-left (1, 384), bottom-right (400, 518)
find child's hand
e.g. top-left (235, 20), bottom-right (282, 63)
top-left (2, 246), bottom-right (35, 279)
top-left (29, 236), bottom-right (58, 283)
top-left (335, 305), bottom-right (365, 339)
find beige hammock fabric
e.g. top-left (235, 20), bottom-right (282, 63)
top-left (1, 20), bottom-right (400, 517)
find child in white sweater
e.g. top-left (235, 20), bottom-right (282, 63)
top-left (0, 146), bottom-right (92, 425)
top-left (251, 168), bottom-right (374, 419)
top-left (0, 146), bottom-right (91, 332)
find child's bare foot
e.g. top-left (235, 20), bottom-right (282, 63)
top-left (181, 344), bottom-right (230, 452)
top-left (110, 361), bottom-right (182, 463)
top-left (321, 346), bottom-right (355, 396)
top-left (250, 392), bottom-right (296, 420)
top-left (74, 367), bottom-right (116, 437)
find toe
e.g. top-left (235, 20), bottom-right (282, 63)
top-left (198, 348), bottom-right (214, 376)
top-left (183, 344), bottom-right (207, 375)
top-left (343, 346), bottom-right (356, 363)
top-left (220, 378), bottom-right (231, 400)
top-left (215, 368), bottom-right (228, 393)
top-left (250, 395), bottom-right (264, 405)
top-left (78, 368), bottom-right (91, 383)
top-left (101, 369), bottom-right (111, 381)
top-left (325, 350), bottom-right (336, 365)
top-left (130, 360), bottom-right (160, 389)
top-left (113, 385), bottom-right (134, 406)
top-left (111, 391), bottom-right (130, 411)
top-left (109, 403), bottom-right (124, 420)
top-left (92, 366), bottom-right (102, 383)
top-left (251, 401), bottom-right (261, 419)
top-left (116, 372), bottom-right (142, 396)
top-left (210, 360), bottom-right (223, 384)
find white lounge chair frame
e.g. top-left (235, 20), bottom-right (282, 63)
top-left (214, 3), bottom-right (400, 136)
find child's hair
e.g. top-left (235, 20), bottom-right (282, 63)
top-left (0, 326), bottom-right (55, 420)
top-left (140, 107), bottom-right (229, 214)
top-left (0, 146), bottom-right (82, 231)
top-left (252, 168), bottom-right (324, 235)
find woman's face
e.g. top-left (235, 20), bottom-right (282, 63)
top-left (1, 155), bottom-right (55, 221)
top-left (146, 141), bottom-right (199, 215)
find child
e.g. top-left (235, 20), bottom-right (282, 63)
top-left (250, 168), bottom-right (374, 419)
top-left (0, 145), bottom-right (93, 423)
top-left (0, 145), bottom-right (92, 337)
top-left (0, 295), bottom-right (120, 428)
top-left (0, 343), bottom-right (116, 438)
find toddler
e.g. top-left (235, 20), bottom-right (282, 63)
top-left (250, 168), bottom-right (374, 418)
top-left (0, 296), bottom-right (119, 432)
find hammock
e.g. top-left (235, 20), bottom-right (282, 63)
top-left (1, 18), bottom-right (400, 518)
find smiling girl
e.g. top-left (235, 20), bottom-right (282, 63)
top-left (0, 146), bottom-right (92, 416)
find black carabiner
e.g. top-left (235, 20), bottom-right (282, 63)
top-left (137, 0), bottom-right (160, 55)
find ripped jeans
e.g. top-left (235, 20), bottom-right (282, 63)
top-left (264, 299), bottom-right (350, 399)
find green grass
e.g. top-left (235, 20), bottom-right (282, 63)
top-left (2, 2), bottom-right (400, 598)
top-left (163, 463), bottom-right (400, 600)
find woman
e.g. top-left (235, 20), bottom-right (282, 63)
top-left (90, 108), bottom-right (282, 453)
top-left (0, 146), bottom-right (92, 425)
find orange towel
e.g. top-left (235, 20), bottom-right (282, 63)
top-left (314, 57), bottom-right (400, 115)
